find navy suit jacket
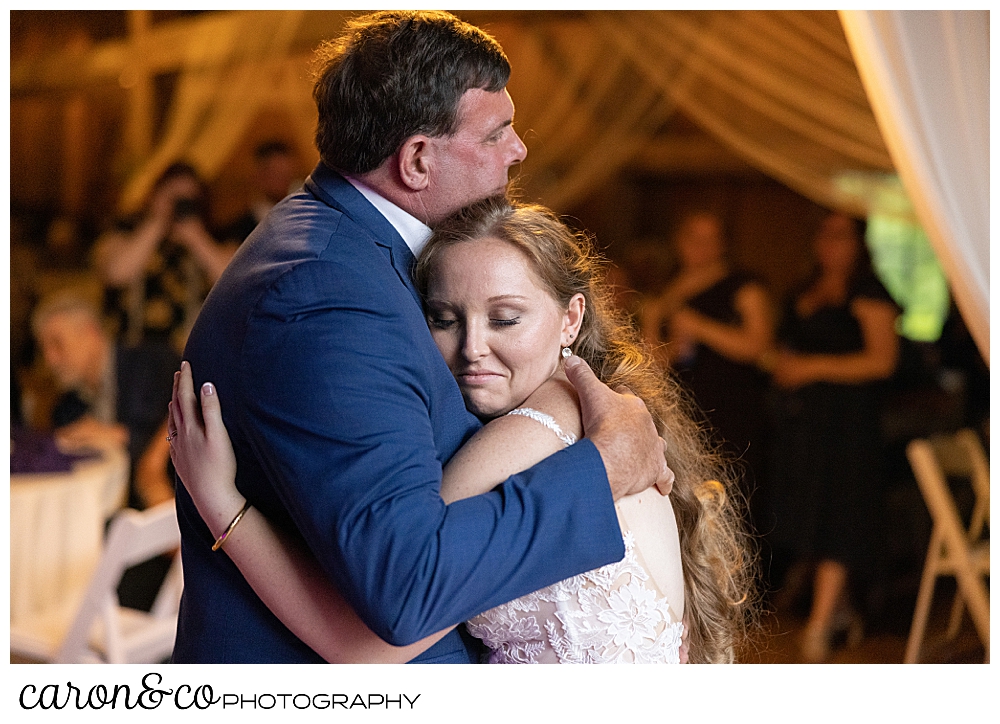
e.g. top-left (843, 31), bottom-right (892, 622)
top-left (172, 163), bottom-right (624, 663)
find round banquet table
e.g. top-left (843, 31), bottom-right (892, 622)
top-left (10, 446), bottom-right (129, 625)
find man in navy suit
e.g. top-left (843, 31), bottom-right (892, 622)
top-left (172, 10), bottom-right (671, 663)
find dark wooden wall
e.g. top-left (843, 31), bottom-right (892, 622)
top-left (568, 171), bottom-right (829, 305)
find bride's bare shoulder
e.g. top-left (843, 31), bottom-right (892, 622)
top-left (439, 374), bottom-right (583, 504)
top-left (518, 373), bottom-right (583, 442)
top-left (476, 373), bottom-right (582, 452)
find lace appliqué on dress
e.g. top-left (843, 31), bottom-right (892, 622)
top-left (466, 532), bottom-right (684, 664)
top-left (506, 407), bottom-right (577, 447)
top-left (467, 408), bottom-right (683, 663)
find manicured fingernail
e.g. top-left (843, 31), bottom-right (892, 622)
top-left (563, 354), bottom-right (580, 368)
top-left (202, 382), bottom-right (215, 396)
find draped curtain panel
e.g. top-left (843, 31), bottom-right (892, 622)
top-left (839, 10), bottom-right (990, 364)
top-left (587, 10), bottom-right (893, 216)
top-left (489, 15), bottom-right (680, 210)
top-left (496, 11), bottom-right (895, 216)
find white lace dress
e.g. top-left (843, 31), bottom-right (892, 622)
top-left (465, 408), bottom-right (686, 664)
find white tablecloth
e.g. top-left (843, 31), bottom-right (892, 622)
top-left (10, 447), bottom-right (129, 625)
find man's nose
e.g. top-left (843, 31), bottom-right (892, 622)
top-left (508, 131), bottom-right (527, 166)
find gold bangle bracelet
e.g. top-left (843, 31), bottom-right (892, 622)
top-left (212, 500), bottom-right (252, 552)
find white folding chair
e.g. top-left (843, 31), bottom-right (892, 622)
top-left (10, 500), bottom-right (183, 664)
top-left (904, 431), bottom-right (989, 663)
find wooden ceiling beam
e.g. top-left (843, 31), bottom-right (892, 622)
top-left (9, 10), bottom-right (348, 95)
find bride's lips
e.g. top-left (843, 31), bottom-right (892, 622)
top-left (456, 370), bottom-right (504, 386)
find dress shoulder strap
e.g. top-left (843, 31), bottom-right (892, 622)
top-left (506, 407), bottom-right (577, 447)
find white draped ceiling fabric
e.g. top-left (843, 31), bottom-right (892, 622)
top-left (489, 11), bottom-right (893, 215)
top-left (839, 10), bottom-right (989, 365)
top-left (514, 10), bottom-right (895, 214)
top-left (25, 11), bottom-right (982, 353)
top-left (114, 11), bottom-right (895, 217)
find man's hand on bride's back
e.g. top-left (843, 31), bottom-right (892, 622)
top-left (563, 355), bottom-right (674, 500)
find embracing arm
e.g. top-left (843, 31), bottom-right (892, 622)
top-left (170, 356), bottom-right (650, 660)
top-left (174, 250), bottom-right (665, 650)
top-left (238, 260), bottom-right (644, 646)
top-left (170, 363), bottom-right (596, 660)
top-left (192, 502), bottom-right (449, 663)
top-left (169, 362), bottom-right (450, 663)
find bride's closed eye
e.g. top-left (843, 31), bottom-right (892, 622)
top-left (428, 316), bottom-right (520, 329)
top-left (490, 317), bottom-right (520, 327)
top-left (429, 316), bottom-right (457, 330)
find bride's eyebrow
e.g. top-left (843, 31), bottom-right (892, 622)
top-left (487, 295), bottom-right (529, 303)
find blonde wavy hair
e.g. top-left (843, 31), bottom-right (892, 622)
top-left (414, 196), bottom-right (757, 663)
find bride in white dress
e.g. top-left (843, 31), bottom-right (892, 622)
top-left (168, 197), bottom-right (752, 664)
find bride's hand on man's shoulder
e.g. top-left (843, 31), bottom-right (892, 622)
top-left (168, 361), bottom-right (243, 530)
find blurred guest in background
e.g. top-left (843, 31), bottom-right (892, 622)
top-left (764, 212), bottom-right (900, 662)
top-left (92, 162), bottom-right (236, 352)
top-left (31, 289), bottom-right (179, 510)
top-left (219, 140), bottom-right (302, 245)
top-left (642, 211), bottom-right (774, 535)
top-left (11, 226), bottom-right (41, 422)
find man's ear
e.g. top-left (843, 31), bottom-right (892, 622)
top-left (397, 135), bottom-right (432, 191)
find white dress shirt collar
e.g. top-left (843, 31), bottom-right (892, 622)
top-left (344, 175), bottom-right (431, 258)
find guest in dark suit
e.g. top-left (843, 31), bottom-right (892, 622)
top-left (173, 10), bottom-right (671, 664)
top-left (32, 289), bottom-right (181, 611)
top-left (32, 289), bottom-right (180, 510)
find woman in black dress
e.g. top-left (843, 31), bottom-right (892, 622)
top-left (766, 212), bottom-right (900, 662)
top-left (642, 212), bottom-right (774, 533)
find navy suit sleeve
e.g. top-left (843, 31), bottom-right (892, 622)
top-left (241, 259), bottom-right (624, 646)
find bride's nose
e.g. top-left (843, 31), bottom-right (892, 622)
top-left (461, 321), bottom-right (488, 361)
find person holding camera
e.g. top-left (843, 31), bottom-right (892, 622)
top-left (92, 162), bottom-right (237, 352)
